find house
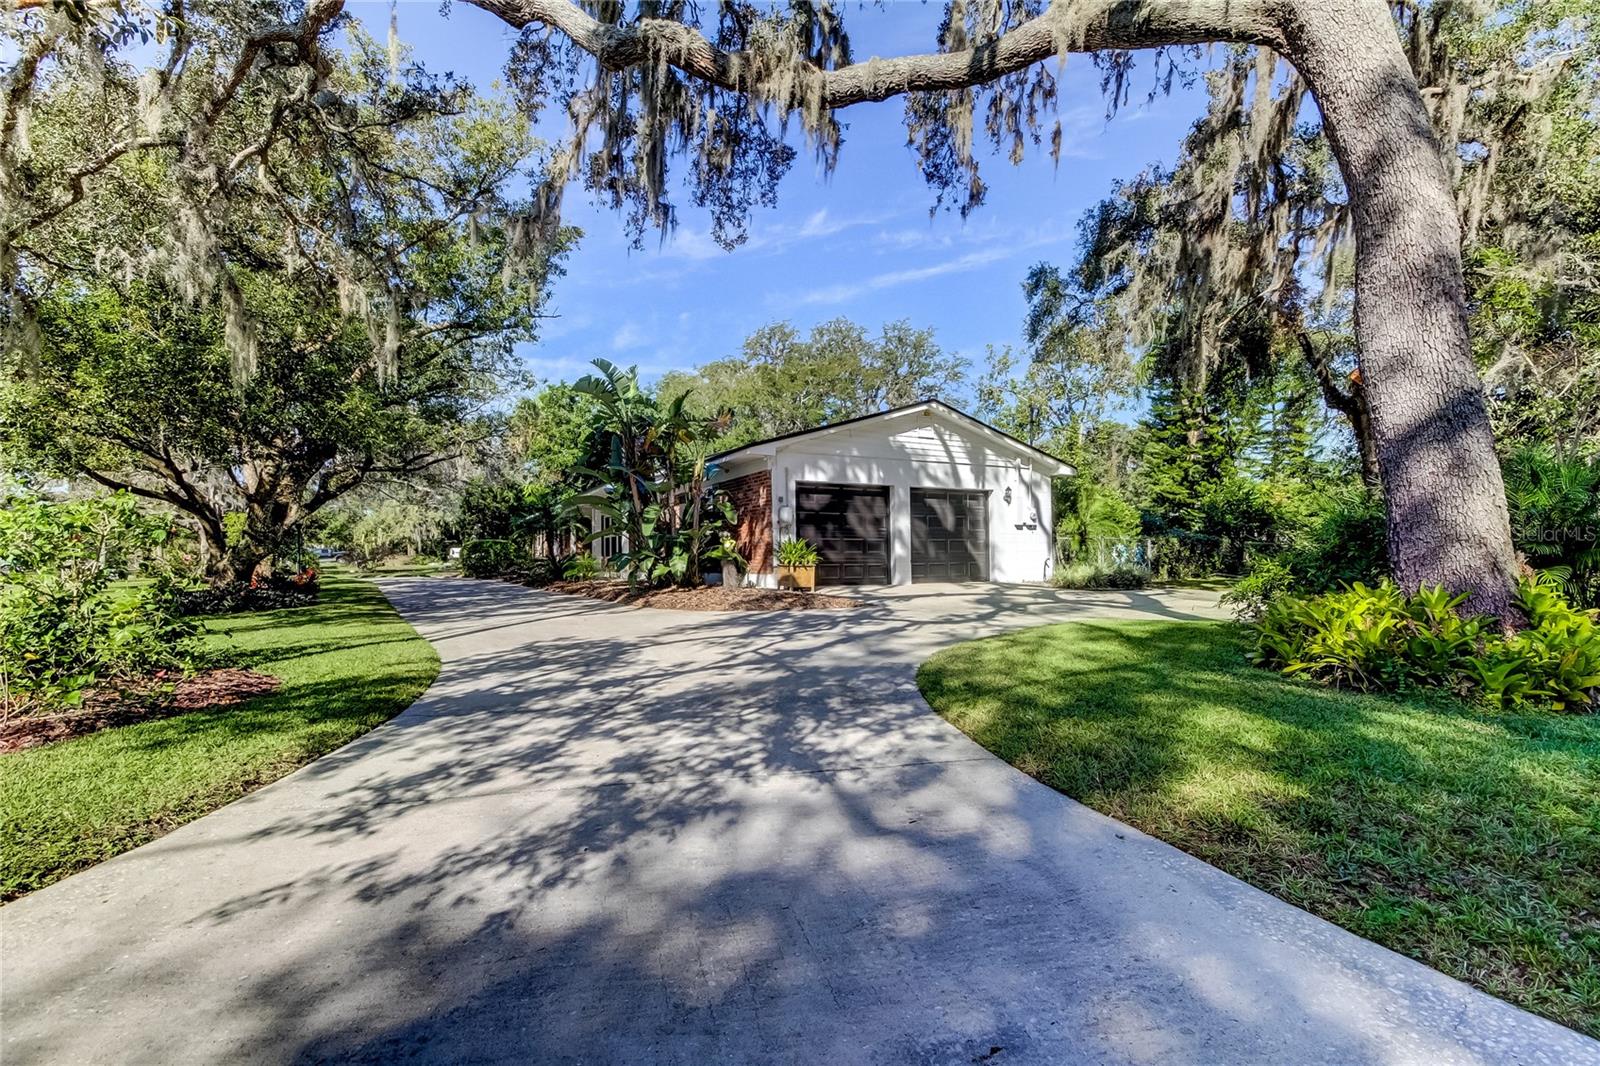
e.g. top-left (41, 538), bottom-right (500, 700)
top-left (708, 400), bottom-right (1074, 587)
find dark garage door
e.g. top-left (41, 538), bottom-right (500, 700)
top-left (911, 489), bottom-right (989, 582)
top-left (795, 482), bottom-right (890, 585)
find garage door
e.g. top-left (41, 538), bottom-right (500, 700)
top-left (795, 482), bottom-right (890, 585)
top-left (911, 489), bottom-right (989, 582)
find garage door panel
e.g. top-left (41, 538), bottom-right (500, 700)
top-left (911, 489), bottom-right (988, 583)
top-left (795, 482), bottom-right (890, 586)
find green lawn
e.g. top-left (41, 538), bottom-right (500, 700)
top-left (917, 620), bottom-right (1600, 1036)
top-left (1, 571), bottom-right (439, 901)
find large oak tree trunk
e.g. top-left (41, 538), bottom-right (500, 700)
top-left (1285, 0), bottom-right (1521, 619)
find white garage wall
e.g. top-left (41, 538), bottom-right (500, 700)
top-left (761, 414), bottom-right (1056, 585)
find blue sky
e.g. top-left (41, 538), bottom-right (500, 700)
top-left (351, 3), bottom-right (1212, 397)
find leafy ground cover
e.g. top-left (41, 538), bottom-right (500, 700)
top-left (1, 571), bottom-right (438, 900)
top-left (917, 620), bottom-right (1600, 1036)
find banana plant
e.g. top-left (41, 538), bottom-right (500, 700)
top-left (566, 359), bottom-right (738, 588)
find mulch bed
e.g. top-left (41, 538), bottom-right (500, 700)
top-left (545, 580), bottom-right (863, 612)
top-left (1, 668), bottom-right (282, 754)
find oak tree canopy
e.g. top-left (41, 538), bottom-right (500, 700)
top-left (6, 0), bottom-right (1578, 618)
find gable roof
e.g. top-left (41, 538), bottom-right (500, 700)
top-left (707, 399), bottom-right (1075, 476)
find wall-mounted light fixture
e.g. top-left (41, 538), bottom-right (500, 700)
top-left (1003, 486), bottom-right (1013, 505)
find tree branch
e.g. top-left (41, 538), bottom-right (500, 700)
top-left (75, 466), bottom-right (216, 524)
top-left (5, 136), bottom-right (185, 246)
top-left (1297, 330), bottom-right (1380, 488)
top-left (3, 0), bottom-right (345, 250)
top-left (464, 0), bottom-right (1282, 107)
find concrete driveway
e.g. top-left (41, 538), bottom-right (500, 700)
top-left (3, 579), bottom-right (1596, 1065)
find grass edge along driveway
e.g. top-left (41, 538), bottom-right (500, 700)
top-left (917, 619), bottom-right (1600, 1038)
top-left (1, 571), bottom-right (439, 901)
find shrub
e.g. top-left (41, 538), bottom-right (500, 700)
top-left (561, 554), bottom-right (600, 580)
top-left (1053, 562), bottom-right (1150, 590)
top-left (502, 553), bottom-right (572, 587)
top-left (1503, 445), bottom-right (1600, 608)
top-left (1490, 576), bottom-right (1600, 711)
top-left (1099, 566), bottom-right (1148, 590)
top-left (1252, 576), bottom-right (1599, 711)
top-left (460, 538), bottom-right (521, 578)
top-left (1220, 556), bottom-right (1296, 620)
top-left (1224, 488), bottom-right (1390, 619)
top-left (1289, 487), bottom-right (1389, 592)
top-left (0, 493), bottom-right (199, 709)
top-left (1055, 476), bottom-right (1141, 562)
top-left (172, 577), bottom-right (318, 616)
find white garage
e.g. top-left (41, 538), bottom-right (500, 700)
top-left (707, 400), bottom-right (1073, 587)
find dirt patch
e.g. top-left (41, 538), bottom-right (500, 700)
top-left (1, 669), bottom-right (282, 753)
top-left (546, 580), bottom-right (862, 612)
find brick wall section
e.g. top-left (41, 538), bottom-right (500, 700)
top-left (721, 471), bottom-right (773, 574)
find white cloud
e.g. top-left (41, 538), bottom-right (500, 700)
top-left (1053, 101), bottom-right (1112, 160)
top-left (611, 321), bottom-right (646, 351)
top-left (657, 207), bottom-right (903, 264)
top-left (792, 248), bottom-right (1012, 307)
top-left (653, 227), bottom-right (729, 262)
top-left (786, 217), bottom-right (1081, 308)
top-left (799, 208), bottom-right (858, 238)
top-left (871, 227), bottom-right (956, 253)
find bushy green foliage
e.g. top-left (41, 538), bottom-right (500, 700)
top-left (1220, 556), bottom-right (1297, 619)
top-left (1503, 445), bottom-right (1600, 607)
top-left (1478, 577), bottom-right (1600, 711)
top-left (343, 501), bottom-right (446, 568)
top-left (1226, 487), bottom-right (1390, 618)
top-left (460, 539), bottom-right (521, 579)
top-left (1284, 487), bottom-right (1389, 591)
top-left (172, 581), bottom-right (318, 617)
top-left (1130, 366), bottom-right (1334, 576)
top-left (571, 360), bottom-right (737, 588)
top-left (1052, 562), bottom-right (1149, 590)
top-left (658, 319), bottom-right (965, 450)
top-left (1253, 577), bottom-right (1600, 711)
top-left (1134, 378), bottom-right (1236, 529)
top-left (2, 36), bottom-right (572, 587)
top-left (1054, 474), bottom-right (1141, 563)
top-left (0, 493), bottom-right (198, 708)
top-left (562, 554), bottom-right (601, 580)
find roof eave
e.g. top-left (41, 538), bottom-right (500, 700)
top-left (706, 398), bottom-right (1076, 474)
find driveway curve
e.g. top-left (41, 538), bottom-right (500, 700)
top-left (3, 578), bottom-right (1596, 1065)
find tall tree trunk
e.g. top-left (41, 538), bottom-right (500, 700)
top-left (1285, 0), bottom-right (1521, 619)
top-left (1296, 331), bottom-right (1381, 488)
top-left (228, 458), bottom-right (304, 585)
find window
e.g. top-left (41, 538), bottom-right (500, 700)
top-left (596, 515), bottom-right (623, 564)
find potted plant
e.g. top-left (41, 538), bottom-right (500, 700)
top-left (776, 537), bottom-right (820, 592)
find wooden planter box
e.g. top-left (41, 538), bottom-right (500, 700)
top-left (777, 564), bottom-right (817, 592)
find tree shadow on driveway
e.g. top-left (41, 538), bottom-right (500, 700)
top-left (3, 578), bottom-right (1593, 1065)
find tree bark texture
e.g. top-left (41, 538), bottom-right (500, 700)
top-left (1281, 1), bottom-right (1521, 618)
